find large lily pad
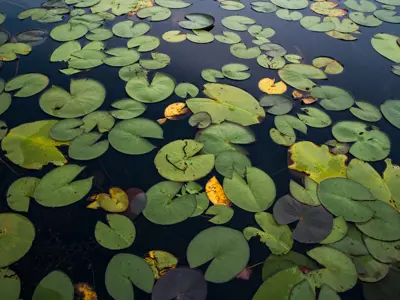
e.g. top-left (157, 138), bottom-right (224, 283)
top-left (186, 83), bottom-right (265, 126)
top-left (224, 167), bottom-right (275, 212)
top-left (32, 271), bottom-right (73, 300)
top-left (187, 226), bottom-right (249, 283)
top-left (137, 6), bottom-right (171, 22)
top-left (243, 212), bottom-right (293, 254)
top-left (103, 48), bottom-right (140, 67)
top-left (155, 0), bottom-right (192, 8)
top-left (278, 64), bottom-right (327, 91)
top-left (0, 213), bottom-right (35, 267)
top-left (1, 120), bottom-right (68, 169)
top-left (40, 79), bottom-right (105, 118)
top-left (33, 165), bottom-right (93, 207)
top-left (108, 118), bottom-right (163, 155)
top-left (143, 181), bottom-right (196, 225)
top-left (126, 73), bottom-right (175, 103)
top-left (154, 139), bottom-right (214, 182)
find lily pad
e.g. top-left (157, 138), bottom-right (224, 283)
top-left (0, 43), bottom-right (31, 61)
top-left (383, 158), bottom-right (400, 211)
top-left (137, 6), bottom-right (171, 21)
top-left (68, 49), bottom-right (105, 69)
top-left (7, 177), bottom-right (40, 212)
top-left (300, 16), bottom-right (336, 32)
top-left (68, 132), bottom-right (109, 160)
top-left (221, 15), bottom-right (256, 31)
top-left (50, 23), bottom-right (88, 41)
top-left (1, 120), bottom-right (68, 169)
top-left (311, 85), bottom-right (355, 111)
top-left (290, 280), bottom-right (314, 300)
top-left (201, 69), bottom-right (224, 82)
top-left (127, 36), bottom-right (160, 52)
top-left (332, 121), bottom-right (391, 161)
top-left (188, 112), bottom-right (212, 129)
top-left (374, 10), bottom-right (400, 23)
top-left (350, 101), bottom-right (382, 122)
top-left (215, 31), bottom-right (241, 44)
top-left (271, 0), bottom-right (308, 9)
top-left (221, 63), bottom-right (250, 80)
top-left (290, 176), bottom-right (320, 206)
top-left (155, 0), bottom-right (192, 9)
top-left (143, 181), bottom-right (196, 224)
top-left (15, 29), bottom-right (48, 46)
top-left (50, 41), bottom-right (81, 62)
top-left (230, 43), bottom-right (261, 59)
top-left (0, 268), bottom-right (20, 300)
top-left (381, 99), bottom-right (400, 129)
top-left (270, 115), bottom-right (307, 146)
top-left (274, 194), bottom-right (333, 243)
top-left (81, 111), bottom-right (115, 133)
top-left (259, 94), bottom-right (293, 115)
top-left (220, 1), bottom-right (245, 10)
top-left (110, 99), bottom-right (146, 119)
top-left (344, 0), bottom-right (377, 12)
top-left (175, 83), bottom-right (199, 98)
top-left (251, 1), bottom-right (277, 13)
top-left (244, 212), bottom-right (293, 254)
top-left (187, 226), bottom-right (249, 283)
top-left (33, 164), bottom-right (92, 207)
top-left (139, 52), bottom-right (170, 70)
top-left (205, 205), bottom-right (234, 224)
top-left (276, 9), bottom-right (303, 21)
top-left (187, 30), bottom-right (214, 44)
top-left (162, 30), bottom-right (187, 42)
top-left (105, 253), bottom-right (154, 300)
top-left (215, 150), bottom-right (251, 178)
top-left (108, 118), bottom-right (163, 155)
top-left (224, 167), bottom-right (275, 212)
top-left (312, 57), bottom-right (344, 74)
top-left (32, 271), bottom-right (73, 300)
top-left (186, 83), bottom-right (264, 126)
top-left (95, 214), bottom-right (136, 250)
top-left (126, 73), bottom-right (175, 103)
top-left (179, 13), bottom-right (214, 30)
top-left (278, 63), bottom-right (327, 91)
top-left (86, 28), bottom-right (113, 41)
top-left (353, 254), bottom-right (390, 282)
top-left (371, 33), bottom-right (400, 63)
top-left (119, 63), bottom-right (147, 81)
top-left (320, 216), bottom-right (348, 244)
top-left (50, 119), bottom-right (84, 141)
top-left (103, 48), bottom-right (140, 67)
top-left (0, 213), bottom-right (35, 267)
top-left (349, 12), bottom-right (382, 27)
top-left (40, 79), bottom-right (105, 118)
top-left (257, 55), bottom-right (286, 69)
top-left (112, 20), bottom-right (150, 38)
top-left (330, 224), bottom-right (369, 255)
top-left (5, 73), bottom-right (49, 98)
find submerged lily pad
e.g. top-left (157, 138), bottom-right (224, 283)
top-left (187, 226), bottom-right (250, 283)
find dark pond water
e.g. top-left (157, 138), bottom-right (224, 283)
top-left (0, 0), bottom-right (400, 299)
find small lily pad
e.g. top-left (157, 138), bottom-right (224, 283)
top-left (7, 177), bottom-right (40, 212)
top-left (179, 13), bottom-right (214, 30)
top-left (50, 119), bottom-right (84, 141)
top-left (126, 73), bottom-right (175, 103)
top-left (68, 132), bottom-right (109, 160)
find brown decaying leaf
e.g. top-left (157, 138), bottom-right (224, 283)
top-left (164, 102), bottom-right (191, 120)
top-left (75, 283), bottom-right (98, 300)
top-left (205, 176), bottom-right (231, 206)
top-left (144, 250), bottom-right (178, 279)
top-left (236, 267), bottom-right (253, 280)
top-left (292, 90), bottom-right (317, 104)
top-left (157, 118), bottom-right (167, 125)
top-left (292, 90), bottom-right (303, 99)
top-left (87, 187), bottom-right (129, 212)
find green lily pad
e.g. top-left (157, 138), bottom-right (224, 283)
top-left (285, 54), bottom-right (302, 63)
top-left (143, 181), bottom-right (196, 224)
top-left (344, 0), bottom-right (377, 12)
top-left (290, 280), bottom-right (314, 300)
top-left (0, 29), bottom-right (9, 47)
top-left (381, 99), bottom-right (400, 129)
top-left (32, 271), bottom-right (73, 300)
top-left (374, 10), bottom-right (400, 23)
top-left (5, 73), bottom-right (48, 98)
top-left (137, 6), bottom-right (171, 21)
top-left (307, 246), bottom-right (358, 292)
top-left (70, 9), bottom-right (86, 17)
top-left (18, 8), bottom-right (48, 20)
top-left (215, 150), bottom-right (251, 178)
top-left (224, 167), bottom-right (275, 212)
top-left (103, 48), bottom-right (140, 67)
top-left (300, 16), bottom-right (336, 32)
top-left (0, 43), bottom-right (31, 61)
top-left (244, 212), bottom-right (293, 254)
top-left (319, 284), bottom-right (341, 300)
top-left (127, 36), bottom-right (160, 52)
top-left (364, 235), bottom-right (400, 265)
top-left (126, 72), bottom-right (175, 103)
top-left (105, 253), bottom-right (154, 300)
top-left (353, 255), bottom-right (390, 282)
top-left (259, 94), bottom-right (293, 115)
top-left (119, 63), bottom-right (147, 81)
top-left (320, 216), bottom-right (348, 244)
top-left (0, 213), bottom-right (35, 268)
top-left (356, 201), bottom-right (400, 241)
top-left (50, 41), bottom-right (81, 62)
top-left (81, 111), bottom-right (115, 133)
top-left (139, 52), bottom-right (170, 70)
top-left (175, 83), bottom-right (198, 98)
top-left (332, 121), bottom-right (391, 161)
top-left (221, 63), bottom-right (250, 80)
top-left (371, 33), bottom-right (400, 63)
top-left (187, 226), bottom-right (249, 283)
top-left (278, 63), bottom-right (327, 91)
top-left (69, 14), bottom-right (104, 30)
top-left (330, 224), bottom-right (369, 255)
top-left (50, 23), bottom-right (88, 41)
top-left (1, 120), bottom-right (68, 169)
top-left (68, 132), bottom-right (109, 160)
top-left (86, 28), bottom-right (113, 41)
top-left (297, 107), bottom-right (331, 128)
top-left (318, 177), bottom-right (375, 222)
top-left (186, 83), bottom-right (264, 126)
top-left (311, 85), bottom-right (355, 111)
top-left (154, 139), bottom-right (215, 182)
top-left (188, 112), bottom-right (212, 129)
top-left (215, 31), bottom-right (241, 44)
top-left (33, 164), bottom-right (93, 207)
top-left (108, 118), bottom-right (163, 155)
top-left (179, 13), bottom-right (214, 30)
top-left (112, 21), bottom-right (150, 38)
top-left (383, 158), bottom-right (400, 211)
top-left (83, 41), bottom-right (105, 51)
top-left (0, 92), bottom-right (11, 116)
top-left (350, 101), bottom-right (382, 121)
top-left (50, 119), bottom-right (84, 141)
top-left (95, 214), bottom-right (136, 250)
top-left (191, 192), bottom-right (209, 217)
top-left (155, 0), bottom-right (192, 9)
top-left (196, 122), bottom-right (255, 154)
top-left (260, 43), bottom-right (287, 57)
top-left (271, 0), bottom-right (308, 9)
top-left (326, 17), bottom-right (359, 33)
top-left (251, 1), bottom-right (277, 13)
top-left (221, 15), bottom-right (256, 31)
top-left (276, 9), bottom-right (303, 21)
top-left (205, 205), bottom-right (234, 224)
top-left (40, 79), bottom-right (105, 118)
top-left (254, 267), bottom-right (305, 300)
top-left (91, 0), bottom-right (138, 15)
top-left (230, 43), bottom-right (261, 59)
top-left (201, 69), bottom-right (224, 82)
top-left (289, 176), bottom-right (320, 206)
top-left (349, 12), bottom-right (382, 27)
top-left (0, 121), bottom-right (7, 140)
top-left (363, 268), bottom-right (400, 300)
top-left (0, 268), bottom-right (20, 300)
top-left (68, 49), bottom-right (105, 69)
top-left (7, 177), bottom-right (40, 212)
top-left (312, 57), bottom-right (344, 74)
top-left (110, 99), bottom-right (146, 119)
top-left (65, 0), bottom-right (100, 8)
top-left (270, 115), bottom-right (307, 146)
top-left (162, 30), bottom-right (187, 43)
top-left (220, 1), bottom-right (245, 10)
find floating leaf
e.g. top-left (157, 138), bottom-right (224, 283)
top-left (371, 33), bottom-right (400, 63)
top-left (81, 111), bottom-right (115, 133)
top-left (290, 280), bottom-right (314, 300)
top-left (297, 107), bottom-right (332, 128)
top-left (349, 12), bottom-right (382, 27)
top-left (88, 187), bottom-right (129, 212)
top-left (68, 132), bottom-right (109, 160)
top-left (143, 181), bottom-right (196, 224)
top-left (119, 63), bottom-right (147, 81)
top-left (215, 150), bottom-right (251, 178)
top-left (278, 63), bottom-right (327, 91)
top-left (103, 47), bottom-right (140, 67)
top-left (50, 23), bottom-right (88, 41)
top-left (205, 176), bottom-right (231, 206)
top-left (230, 43), bottom-right (260, 59)
top-left (187, 83), bottom-right (264, 126)
top-left (105, 253), bottom-right (154, 300)
top-left (112, 20), bottom-right (150, 38)
top-left (244, 212), bottom-right (293, 254)
top-left (191, 192), bottom-right (210, 217)
top-left (50, 119), bottom-right (84, 142)
top-left (260, 43), bottom-right (287, 57)
top-left (273, 194), bottom-right (333, 243)
top-left (259, 78), bottom-right (287, 94)
top-left (187, 30), bottom-right (214, 44)
top-left (311, 85), bottom-right (355, 111)
top-left (0, 213), bottom-right (35, 268)
top-left (50, 41), bottom-right (81, 62)
top-left (32, 271), bottom-right (73, 300)
top-left (364, 235), bottom-right (400, 264)
top-left (137, 6), bottom-right (171, 21)
top-left (259, 94), bottom-right (293, 115)
top-left (344, 0), bottom-right (377, 12)
top-left (224, 167), bottom-right (276, 212)
top-left (271, 0), bottom-right (308, 9)
top-left (330, 224), bottom-right (369, 255)
top-left (15, 29), bottom-right (48, 46)
top-left (188, 112), bottom-right (212, 129)
top-left (140, 52), bottom-right (170, 70)
top-left (0, 43), bottom-right (31, 61)
top-left (270, 115), bottom-right (307, 146)
top-left (290, 176), bottom-right (320, 206)
top-left (353, 255), bottom-right (390, 282)
top-left (288, 141), bottom-right (347, 183)
top-left (326, 30), bottom-right (357, 41)
top-left (332, 121), bottom-right (390, 161)
top-left (0, 120), bottom-right (7, 140)
top-left (175, 83), bottom-right (198, 98)
top-left (300, 16), bottom-right (336, 32)
top-left (312, 57), bottom-right (343, 74)
top-left (86, 28), bottom-right (113, 41)
top-left (220, 0), bottom-right (245, 10)
top-left (374, 10), bottom-right (400, 23)
top-left (110, 99), bottom-right (146, 120)
top-left (276, 9), bottom-right (303, 21)
top-left (40, 79), bottom-right (105, 118)
top-left (320, 216), bottom-right (348, 244)
top-left (221, 63), bottom-right (250, 80)
top-left (162, 30), bottom-right (186, 42)
top-left (257, 55), bottom-right (286, 69)
top-left (7, 177), bottom-right (40, 212)
top-left (0, 268), bottom-right (20, 300)
top-left (325, 139), bottom-right (350, 155)
top-left (127, 36), bottom-right (160, 52)
top-left (381, 99), bottom-right (400, 129)
top-left (221, 15), bottom-right (256, 31)
top-left (383, 159), bottom-right (400, 211)
top-left (125, 188), bottom-right (147, 220)
top-left (5, 73), bottom-right (49, 98)
top-left (201, 69), bottom-right (224, 82)
top-left (187, 226), bottom-right (249, 283)
top-left (251, 1), bottom-right (277, 13)
top-left (144, 250), bottom-right (178, 279)
top-left (155, 0), bottom-right (192, 9)
top-left (205, 205), bottom-right (234, 224)
top-left (350, 101), bottom-right (382, 122)
top-left (215, 31), bottom-right (241, 44)
top-left (179, 13), bottom-right (214, 30)
top-left (95, 214), bottom-right (136, 250)
top-left (307, 246), bottom-right (358, 292)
